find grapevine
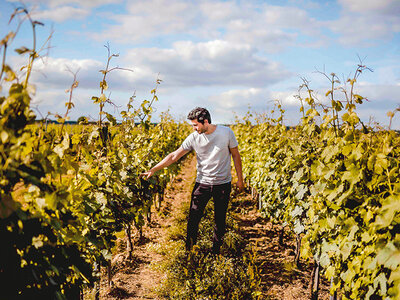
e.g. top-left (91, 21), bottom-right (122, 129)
top-left (0, 8), bottom-right (190, 299)
top-left (234, 65), bottom-right (400, 299)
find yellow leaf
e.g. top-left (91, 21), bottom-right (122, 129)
top-left (100, 94), bottom-right (107, 102)
top-left (348, 79), bottom-right (356, 85)
top-left (1, 131), bottom-right (9, 143)
top-left (0, 32), bottom-right (16, 46)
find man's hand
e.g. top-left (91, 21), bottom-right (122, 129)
top-left (140, 169), bottom-right (155, 180)
top-left (139, 147), bottom-right (189, 181)
top-left (235, 180), bottom-right (245, 194)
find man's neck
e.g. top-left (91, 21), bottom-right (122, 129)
top-left (205, 124), bottom-right (217, 134)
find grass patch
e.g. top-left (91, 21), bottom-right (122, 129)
top-left (155, 196), bottom-right (263, 299)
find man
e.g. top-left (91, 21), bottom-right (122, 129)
top-left (141, 107), bottom-right (244, 254)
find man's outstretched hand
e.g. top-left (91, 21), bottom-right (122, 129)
top-left (140, 170), bottom-right (155, 180)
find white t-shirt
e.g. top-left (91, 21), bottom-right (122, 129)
top-left (181, 125), bottom-right (238, 185)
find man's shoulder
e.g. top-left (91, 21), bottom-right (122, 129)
top-left (185, 131), bottom-right (199, 141)
top-left (217, 125), bottom-right (234, 133)
top-left (182, 131), bottom-right (198, 150)
top-left (217, 124), bottom-right (231, 130)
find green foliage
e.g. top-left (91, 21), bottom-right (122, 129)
top-left (1, 10), bottom-right (93, 298)
top-left (234, 65), bottom-right (400, 299)
top-left (1, 8), bottom-right (190, 298)
top-left (77, 116), bottom-right (87, 125)
top-left (0, 214), bottom-right (93, 299)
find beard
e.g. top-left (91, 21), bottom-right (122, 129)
top-left (198, 127), bottom-right (207, 134)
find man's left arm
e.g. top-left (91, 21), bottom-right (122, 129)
top-left (229, 146), bottom-right (244, 193)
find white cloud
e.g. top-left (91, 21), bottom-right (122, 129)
top-left (123, 40), bottom-right (292, 88)
top-left (7, 0), bottom-right (122, 8)
top-left (269, 91), bottom-right (301, 107)
top-left (328, 15), bottom-right (397, 46)
top-left (207, 88), bottom-right (302, 110)
top-left (262, 5), bottom-right (320, 35)
top-left (329, 0), bottom-right (400, 45)
top-left (30, 88), bottom-right (100, 121)
top-left (6, 0), bottom-right (122, 24)
top-left (203, 87), bottom-right (307, 125)
top-left (91, 0), bottom-right (324, 52)
top-left (27, 57), bottom-right (103, 89)
top-left (72, 0), bottom-right (122, 8)
top-left (356, 82), bottom-right (400, 106)
top-left (374, 64), bottom-right (400, 84)
top-left (30, 6), bottom-right (89, 22)
top-left (217, 3), bottom-right (325, 52)
top-left (198, 1), bottom-right (241, 22)
top-left (225, 28), bottom-right (297, 53)
top-left (92, 0), bottom-right (197, 43)
top-left (338, 0), bottom-right (400, 15)
top-left (202, 2), bottom-right (324, 51)
top-left (205, 87), bottom-right (299, 120)
top-left (208, 88), bottom-right (264, 109)
top-left (18, 55), bottom-right (141, 94)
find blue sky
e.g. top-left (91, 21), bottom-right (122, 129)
top-left (1, 0), bottom-right (399, 129)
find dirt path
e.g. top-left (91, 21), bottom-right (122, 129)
top-left (231, 192), bottom-right (331, 299)
top-left (99, 155), bottom-right (331, 299)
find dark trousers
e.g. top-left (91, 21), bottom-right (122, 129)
top-left (186, 182), bottom-right (231, 254)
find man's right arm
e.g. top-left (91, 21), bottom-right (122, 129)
top-left (140, 146), bottom-right (189, 180)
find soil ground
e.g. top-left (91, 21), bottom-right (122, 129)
top-left (98, 155), bottom-right (331, 299)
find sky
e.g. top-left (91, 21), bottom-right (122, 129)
top-left (0, 0), bottom-right (399, 129)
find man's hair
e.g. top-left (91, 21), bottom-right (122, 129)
top-left (187, 107), bottom-right (211, 124)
